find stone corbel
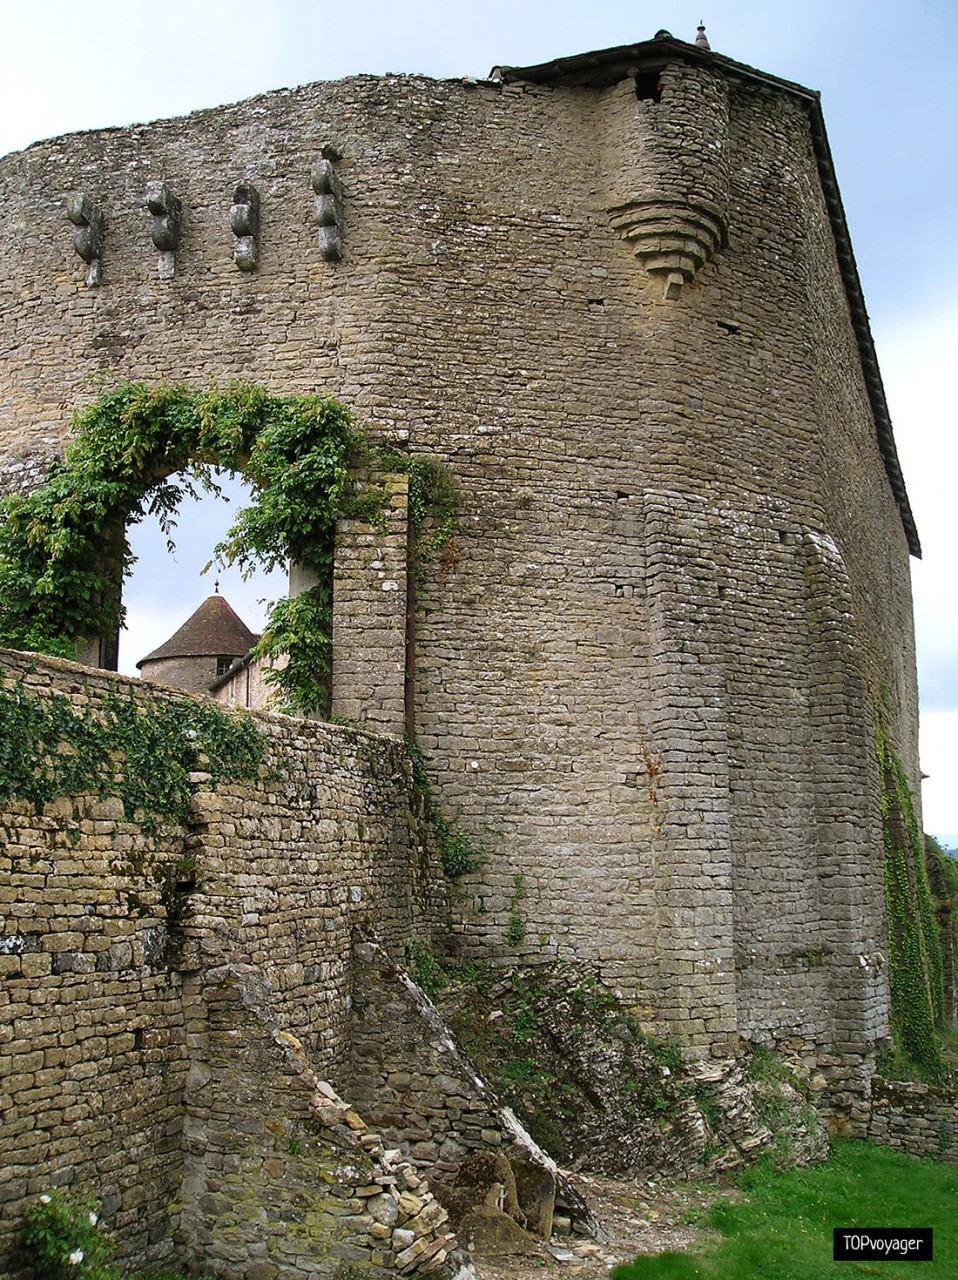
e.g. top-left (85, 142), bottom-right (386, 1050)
top-left (145, 181), bottom-right (182, 279)
top-left (66, 193), bottom-right (104, 287)
top-left (609, 194), bottom-right (728, 299)
top-left (230, 181), bottom-right (260, 271)
top-left (312, 147), bottom-right (343, 263)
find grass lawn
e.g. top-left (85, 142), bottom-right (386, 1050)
top-left (611, 1140), bottom-right (957, 1279)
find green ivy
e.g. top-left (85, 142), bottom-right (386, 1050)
top-left (406, 738), bottom-right (484, 879)
top-left (379, 450), bottom-right (459, 576)
top-left (405, 938), bottom-right (445, 997)
top-left (875, 715), bottom-right (944, 1072)
top-left (0, 382), bottom-right (365, 716)
top-left (506, 872), bottom-right (527, 945)
top-left (0, 678), bottom-right (263, 831)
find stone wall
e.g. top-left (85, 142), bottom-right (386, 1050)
top-left (347, 939), bottom-right (527, 1170)
top-left (867, 1077), bottom-right (958, 1164)
top-left (179, 961), bottom-right (467, 1280)
top-left (0, 36), bottom-right (920, 1075)
top-left (0, 648), bottom-right (447, 1275)
top-left (331, 469), bottom-right (410, 737)
top-left (344, 939), bottom-right (600, 1240)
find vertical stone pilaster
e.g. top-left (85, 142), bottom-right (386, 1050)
top-left (802, 530), bottom-right (889, 1120)
top-left (643, 491), bottom-right (738, 1056)
top-left (331, 472), bottom-right (409, 736)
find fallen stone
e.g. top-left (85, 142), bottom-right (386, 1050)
top-left (457, 1205), bottom-right (539, 1258)
top-left (511, 1156), bottom-right (556, 1238)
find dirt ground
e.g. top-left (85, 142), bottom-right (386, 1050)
top-left (473, 1169), bottom-right (732, 1280)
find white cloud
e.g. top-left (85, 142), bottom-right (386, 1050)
top-left (878, 298), bottom-right (958, 835)
top-left (920, 710), bottom-right (958, 846)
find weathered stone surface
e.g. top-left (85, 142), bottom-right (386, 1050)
top-left (867, 1076), bottom-right (958, 1164)
top-left (453, 1152), bottom-right (523, 1227)
top-left (0, 32), bottom-right (916, 1083)
top-left (510, 1158), bottom-right (555, 1239)
top-left (0, 648), bottom-right (451, 1277)
top-left (0, 24), bottom-right (927, 1280)
top-left (456, 1206), bottom-right (538, 1258)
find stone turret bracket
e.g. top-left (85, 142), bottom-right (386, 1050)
top-left (66, 192), bottom-right (104, 287)
top-left (230, 181), bottom-right (261, 271)
top-left (145, 181), bottom-right (182, 279)
top-left (609, 193), bottom-right (729, 299)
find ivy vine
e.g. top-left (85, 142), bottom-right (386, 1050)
top-left (0, 677), bottom-right (264, 831)
top-left (0, 382), bottom-right (372, 715)
top-left (875, 714), bottom-right (945, 1072)
top-left (407, 738), bottom-right (484, 879)
top-left (379, 450), bottom-right (460, 577)
top-left (0, 384), bottom-right (462, 719)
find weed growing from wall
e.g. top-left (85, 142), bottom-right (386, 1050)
top-left (378, 450), bottom-right (459, 577)
top-left (405, 939), bottom-right (445, 997)
top-left (506, 873), bottom-right (527, 945)
top-left (406, 739), bottom-right (484, 879)
top-left (0, 677), bottom-right (263, 830)
top-left (875, 716), bottom-right (944, 1072)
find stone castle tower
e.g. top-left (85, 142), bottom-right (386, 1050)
top-left (0, 30), bottom-right (923, 1269)
top-left (137, 592), bottom-right (259, 693)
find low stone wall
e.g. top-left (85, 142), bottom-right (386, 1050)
top-left (867, 1076), bottom-right (958, 1163)
top-left (179, 961), bottom-right (468, 1280)
top-left (0, 649), bottom-right (447, 1276)
top-left (347, 939), bottom-right (513, 1170)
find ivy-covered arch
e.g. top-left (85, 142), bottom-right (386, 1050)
top-left (0, 382), bottom-right (373, 715)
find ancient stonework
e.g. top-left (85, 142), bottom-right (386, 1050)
top-left (0, 27), bottom-right (928, 1278)
top-left (0, 649), bottom-right (456, 1276)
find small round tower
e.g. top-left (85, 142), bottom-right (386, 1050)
top-left (137, 593), bottom-right (258, 694)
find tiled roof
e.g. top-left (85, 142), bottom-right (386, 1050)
top-left (137, 594), bottom-right (259, 667)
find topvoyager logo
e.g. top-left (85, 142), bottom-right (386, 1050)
top-left (833, 1228), bottom-right (933, 1261)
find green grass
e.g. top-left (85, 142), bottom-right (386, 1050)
top-left (612, 1140), bottom-right (958, 1279)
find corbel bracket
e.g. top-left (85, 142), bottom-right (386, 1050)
top-left (230, 181), bottom-right (260, 271)
top-left (312, 148), bottom-right (343, 263)
top-left (66, 193), bottom-right (104, 287)
top-left (146, 182), bottom-right (182, 279)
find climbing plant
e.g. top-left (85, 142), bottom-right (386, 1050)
top-left (0, 677), bottom-right (264, 830)
top-left (379, 449), bottom-right (460, 577)
top-left (0, 382), bottom-right (369, 715)
top-left (406, 738), bottom-right (484, 879)
top-left (875, 714), bottom-right (945, 1072)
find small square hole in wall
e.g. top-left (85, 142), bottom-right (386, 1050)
top-left (635, 72), bottom-right (663, 103)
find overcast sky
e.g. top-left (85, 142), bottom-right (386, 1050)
top-left (2, 0), bottom-right (955, 841)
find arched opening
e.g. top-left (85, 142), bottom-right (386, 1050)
top-left (118, 468), bottom-right (288, 701)
top-left (0, 383), bottom-right (365, 718)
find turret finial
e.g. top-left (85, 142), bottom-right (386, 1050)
top-left (695, 22), bottom-right (711, 49)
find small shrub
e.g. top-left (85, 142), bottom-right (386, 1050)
top-left (405, 939), bottom-right (444, 997)
top-left (506, 912), bottom-right (526, 945)
top-left (437, 819), bottom-right (484, 879)
top-left (21, 1189), bottom-right (119, 1280)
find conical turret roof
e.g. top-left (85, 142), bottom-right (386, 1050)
top-left (137, 594), bottom-right (259, 668)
